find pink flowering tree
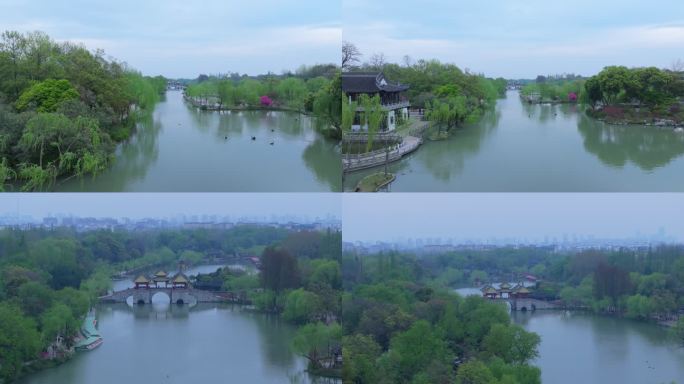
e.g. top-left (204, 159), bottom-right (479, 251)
top-left (568, 92), bottom-right (578, 102)
top-left (260, 95), bottom-right (273, 107)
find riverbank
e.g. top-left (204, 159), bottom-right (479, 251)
top-left (54, 90), bottom-right (341, 192)
top-left (183, 94), bottom-right (341, 140)
top-left (17, 303), bottom-right (317, 384)
top-left (587, 106), bottom-right (684, 130)
top-left (355, 172), bottom-right (395, 192)
top-left (520, 94), bottom-right (577, 105)
top-left (73, 312), bottom-right (102, 351)
top-left (184, 94), bottom-right (306, 114)
top-left (11, 312), bottom-right (101, 383)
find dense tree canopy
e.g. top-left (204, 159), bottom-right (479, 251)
top-left (0, 30), bottom-right (165, 191)
top-left (0, 225), bottom-right (337, 381)
top-left (584, 66), bottom-right (684, 109)
top-left (341, 250), bottom-right (541, 384)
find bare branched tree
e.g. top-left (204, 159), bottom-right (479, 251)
top-left (369, 53), bottom-right (386, 70)
top-left (671, 59), bottom-right (684, 72)
top-left (402, 55), bottom-right (413, 68)
top-left (342, 41), bottom-right (361, 70)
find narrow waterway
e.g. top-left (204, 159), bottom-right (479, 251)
top-left (345, 91), bottom-right (684, 191)
top-left (56, 91), bottom-right (341, 192)
top-left (454, 288), bottom-right (684, 384)
top-left (18, 265), bottom-right (331, 384)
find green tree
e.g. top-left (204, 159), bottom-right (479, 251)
top-left (15, 79), bottom-right (79, 112)
top-left (313, 72), bottom-right (342, 138)
top-left (455, 360), bottom-right (496, 384)
top-left (673, 317), bottom-right (684, 347)
top-left (0, 31), bottom-right (28, 100)
top-left (342, 334), bottom-right (382, 383)
top-left (260, 246), bottom-right (300, 309)
top-left (276, 77), bottom-right (307, 110)
top-left (216, 79), bottom-right (236, 108)
top-left (283, 288), bottom-right (322, 324)
top-left (482, 323), bottom-right (540, 365)
top-left (625, 294), bottom-right (653, 320)
top-left (0, 303), bottom-right (41, 382)
top-left (17, 281), bottom-right (54, 317)
top-left (54, 287), bottom-right (90, 319)
top-left (387, 320), bottom-right (452, 381)
top-left (40, 302), bottom-right (77, 344)
top-left (292, 322), bottom-right (342, 370)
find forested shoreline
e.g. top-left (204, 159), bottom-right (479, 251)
top-left (341, 251), bottom-right (542, 384)
top-left (183, 65), bottom-right (342, 139)
top-left (519, 66), bottom-right (684, 127)
top-left (405, 245), bottom-right (684, 328)
top-left (342, 46), bottom-right (508, 141)
top-left (339, 245), bottom-right (684, 382)
top-left (0, 31), bottom-right (166, 192)
top-left (0, 225), bottom-right (340, 383)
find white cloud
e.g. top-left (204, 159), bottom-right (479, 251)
top-left (345, 20), bottom-right (684, 77)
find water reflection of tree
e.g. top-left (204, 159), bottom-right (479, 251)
top-left (212, 111), bottom-right (307, 141)
top-left (55, 113), bottom-right (162, 191)
top-left (216, 111), bottom-right (246, 138)
top-left (521, 102), bottom-right (578, 123)
top-left (577, 114), bottom-right (684, 170)
top-left (417, 107), bottom-right (501, 182)
top-left (302, 138), bottom-right (342, 191)
top-left (252, 313), bottom-right (300, 368)
top-left (127, 301), bottom-right (191, 320)
top-left (188, 107), bottom-right (217, 135)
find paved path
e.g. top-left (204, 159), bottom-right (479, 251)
top-left (343, 135), bottom-right (422, 172)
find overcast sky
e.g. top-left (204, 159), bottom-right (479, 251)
top-left (343, 194), bottom-right (684, 243)
top-left (1, 0), bottom-right (340, 78)
top-left (343, 0), bottom-right (684, 78)
top-left (0, 193), bottom-right (340, 220)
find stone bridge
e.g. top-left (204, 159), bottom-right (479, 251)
top-left (99, 287), bottom-right (247, 305)
top-left (494, 298), bottom-right (560, 311)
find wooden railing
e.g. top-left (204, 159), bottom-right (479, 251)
top-left (343, 131), bottom-right (402, 142)
top-left (342, 136), bottom-right (422, 172)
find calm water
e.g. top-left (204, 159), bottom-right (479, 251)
top-left (19, 265), bottom-right (333, 384)
top-left (56, 91), bottom-right (341, 192)
top-left (455, 288), bottom-right (684, 384)
top-left (18, 304), bottom-right (316, 384)
top-left (344, 90), bottom-right (684, 191)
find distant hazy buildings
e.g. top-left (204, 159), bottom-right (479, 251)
top-left (0, 214), bottom-right (341, 233)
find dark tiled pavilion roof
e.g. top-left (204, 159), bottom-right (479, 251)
top-left (341, 72), bottom-right (409, 93)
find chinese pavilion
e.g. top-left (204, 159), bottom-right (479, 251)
top-left (341, 72), bottom-right (410, 132)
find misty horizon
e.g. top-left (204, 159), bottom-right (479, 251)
top-left (343, 194), bottom-right (684, 243)
top-left (0, 193), bottom-right (341, 221)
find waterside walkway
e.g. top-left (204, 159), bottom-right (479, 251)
top-left (342, 135), bottom-right (422, 172)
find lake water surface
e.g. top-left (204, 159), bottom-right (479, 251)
top-left (345, 91), bottom-right (684, 191)
top-left (57, 90), bottom-right (341, 192)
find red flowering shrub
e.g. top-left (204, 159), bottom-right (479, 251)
top-left (260, 95), bottom-right (273, 106)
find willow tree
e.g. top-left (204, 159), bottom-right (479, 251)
top-left (276, 77), bottom-right (307, 111)
top-left (313, 73), bottom-right (342, 138)
top-left (341, 93), bottom-right (357, 155)
top-left (0, 158), bottom-right (15, 191)
top-left (357, 94), bottom-right (383, 152)
top-left (217, 79), bottom-right (235, 108)
top-left (293, 322), bottom-right (342, 370)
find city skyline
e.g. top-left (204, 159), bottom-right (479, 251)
top-left (343, 194), bottom-right (684, 243)
top-left (0, 193), bottom-right (341, 221)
